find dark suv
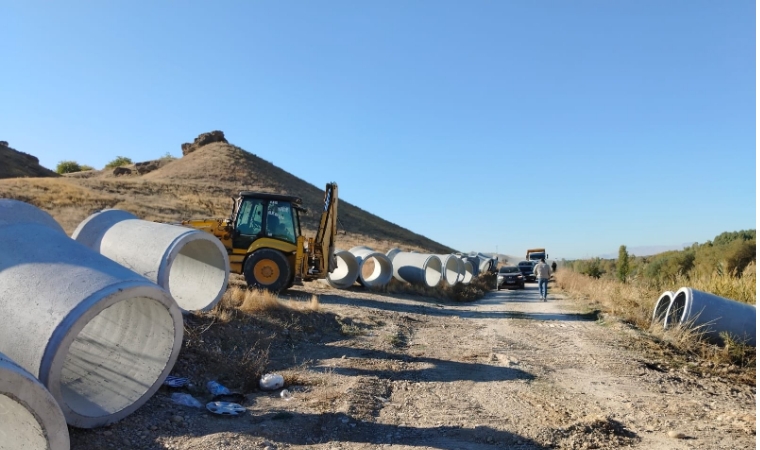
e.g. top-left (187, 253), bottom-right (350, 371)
top-left (496, 266), bottom-right (525, 290)
top-left (517, 261), bottom-right (536, 282)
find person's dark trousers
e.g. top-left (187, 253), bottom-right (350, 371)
top-left (538, 278), bottom-right (548, 300)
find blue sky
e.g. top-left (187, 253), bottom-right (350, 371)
top-left (2, 1), bottom-right (755, 259)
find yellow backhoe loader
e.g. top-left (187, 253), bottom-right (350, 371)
top-left (182, 183), bottom-right (338, 293)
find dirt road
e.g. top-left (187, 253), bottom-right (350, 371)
top-left (70, 282), bottom-right (756, 450)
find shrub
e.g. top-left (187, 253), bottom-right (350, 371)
top-left (80, 164), bottom-right (95, 171)
top-left (56, 160), bottom-right (82, 174)
top-left (104, 156), bottom-right (132, 169)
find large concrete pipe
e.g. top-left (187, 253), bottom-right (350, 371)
top-left (665, 287), bottom-right (756, 346)
top-left (652, 291), bottom-right (674, 327)
top-left (436, 254), bottom-right (462, 286)
top-left (461, 255), bottom-right (480, 277)
top-left (0, 200), bottom-right (184, 428)
top-left (0, 352), bottom-right (70, 450)
top-left (454, 257), bottom-right (466, 283)
top-left (326, 250), bottom-right (360, 289)
top-left (392, 252), bottom-right (442, 288)
top-left (386, 247), bottom-right (402, 261)
top-left (462, 260), bottom-right (474, 284)
top-left (349, 246), bottom-right (393, 288)
top-left (72, 209), bottom-right (230, 312)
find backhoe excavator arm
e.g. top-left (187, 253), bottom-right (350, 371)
top-left (304, 182), bottom-right (338, 279)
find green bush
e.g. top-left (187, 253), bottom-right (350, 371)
top-left (80, 164), bottom-right (94, 171)
top-left (56, 160), bottom-right (82, 174)
top-left (105, 156), bottom-right (132, 169)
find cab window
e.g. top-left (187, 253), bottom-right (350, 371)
top-left (265, 200), bottom-right (296, 244)
top-left (235, 198), bottom-right (264, 236)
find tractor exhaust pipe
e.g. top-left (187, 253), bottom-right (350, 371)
top-left (349, 246), bottom-right (393, 288)
top-left (72, 209), bottom-right (230, 312)
top-left (0, 352), bottom-right (70, 450)
top-left (0, 200), bottom-right (183, 428)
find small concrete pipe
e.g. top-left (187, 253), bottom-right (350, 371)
top-left (392, 252), bottom-right (442, 287)
top-left (0, 352), bottom-right (70, 450)
top-left (349, 246), bottom-right (393, 288)
top-left (652, 291), bottom-right (674, 327)
top-left (0, 200), bottom-right (184, 428)
top-left (454, 257), bottom-right (466, 283)
top-left (436, 254), bottom-right (462, 286)
top-left (72, 209), bottom-right (230, 312)
top-left (326, 250), bottom-right (360, 289)
top-left (664, 287), bottom-right (756, 346)
top-left (461, 261), bottom-right (474, 284)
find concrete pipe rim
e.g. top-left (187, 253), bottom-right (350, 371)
top-left (652, 291), bottom-right (674, 325)
top-left (438, 255), bottom-right (460, 286)
top-left (41, 282), bottom-right (183, 429)
top-left (327, 250), bottom-right (360, 289)
top-left (664, 288), bottom-right (690, 329)
top-left (160, 230), bottom-right (231, 312)
top-left (423, 255), bottom-right (443, 288)
top-left (462, 261), bottom-right (474, 284)
top-left (357, 253), bottom-right (393, 288)
top-left (0, 358), bottom-right (70, 450)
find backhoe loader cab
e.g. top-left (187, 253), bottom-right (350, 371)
top-left (182, 183), bottom-right (339, 293)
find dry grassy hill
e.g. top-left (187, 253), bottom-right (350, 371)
top-left (0, 141), bottom-right (59, 179)
top-left (0, 133), bottom-right (455, 254)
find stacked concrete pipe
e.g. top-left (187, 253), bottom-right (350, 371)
top-left (461, 260), bottom-right (474, 284)
top-left (326, 250), bottom-right (360, 289)
top-left (0, 352), bottom-right (70, 450)
top-left (389, 252), bottom-right (443, 288)
top-left (664, 287), bottom-right (756, 346)
top-left (652, 291), bottom-right (674, 327)
top-left (349, 246), bottom-right (393, 288)
top-left (436, 254), bottom-right (463, 286)
top-left (461, 255), bottom-right (481, 277)
top-left (0, 200), bottom-right (184, 428)
top-left (72, 209), bottom-right (230, 313)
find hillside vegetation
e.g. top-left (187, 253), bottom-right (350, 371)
top-left (0, 133), bottom-right (455, 254)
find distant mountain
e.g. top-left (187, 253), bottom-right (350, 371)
top-left (598, 243), bottom-right (695, 259)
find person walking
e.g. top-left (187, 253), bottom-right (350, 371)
top-left (551, 261), bottom-right (557, 273)
top-left (533, 258), bottom-right (552, 301)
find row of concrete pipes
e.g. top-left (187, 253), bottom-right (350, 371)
top-left (651, 288), bottom-right (756, 346)
top-left (325, 247), bottom-right (498, 289)
top-left (0, 201), bottom-right (232, 449)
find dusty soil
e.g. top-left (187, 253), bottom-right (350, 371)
top-left (69, 282), bottom-right (756, 450)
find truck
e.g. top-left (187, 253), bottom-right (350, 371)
top-left (526, 248), bottom-right (548, 262)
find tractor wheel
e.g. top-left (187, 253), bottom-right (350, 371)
top-left (243, 249), bottom-right (292, 294)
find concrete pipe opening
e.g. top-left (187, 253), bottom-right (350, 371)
top-left (72, 209), bottom-right (230, 312)
top-left (436, 254), bottom-right (461, 286)
top-left (664, 290), bottom-right (687, 330)
top-left (0, 200), bottom-right (184, 429)
top-left (462, 261), bottom-right (474, 284)
top-left (0, 354), bottom-right (70, 450)
top-left (326, 250), bottom-right (359, 289)
top-left (393, 252), bottom-right (443, 288)
top-left (652, 291), bottom-right (674, 327)
top-left (54, 290), bottom-right (177, 424)
top-left (349, 246), bottom-right (393, 288)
